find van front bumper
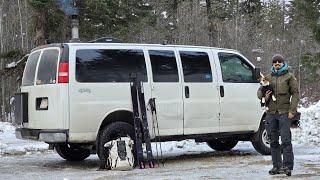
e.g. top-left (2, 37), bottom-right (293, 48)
top-left (16, 128), bottom-right (68, 143)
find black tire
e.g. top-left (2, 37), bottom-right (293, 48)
top-left (97, 122), bottom-right (135, 168)
top-left (55, 144), bottom-right (91, 161)
top-left (251, 120), bottom-right (271, 155)
top-left (206, 139), bottom-right (238, 151)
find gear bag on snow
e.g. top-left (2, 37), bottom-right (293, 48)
top-left (104, 137), bottom-right (134, 171)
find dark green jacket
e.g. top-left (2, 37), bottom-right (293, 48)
top-left (257, 71), bottom-right (300, 114)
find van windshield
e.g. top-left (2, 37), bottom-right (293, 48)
top-left (22, 51), bottom-right (41, 86)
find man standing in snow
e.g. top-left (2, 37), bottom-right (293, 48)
top-left (257, 54), bottom-right (299, 176)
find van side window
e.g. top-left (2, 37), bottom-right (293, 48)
top-left (76, 49), bottom-right (147, 82)
top-left (36, 49), bottom-right (59, 85)
top-left (218, 52), bottom-right (254, 83)
top-left (180, 51), bottom-right (212, 82)
top-left (149, 50), bottom-right (179, 82)
top-left (22, 52), bottom-right (41, 86)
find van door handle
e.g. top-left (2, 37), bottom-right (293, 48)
top-left (220, 86), bottom-right (224, 97)
top-left (185, 86), bottom-right (190, 98)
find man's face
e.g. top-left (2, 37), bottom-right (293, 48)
top-left (273, 61), bottom-right (283, 70)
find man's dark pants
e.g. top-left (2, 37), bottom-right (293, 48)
top-left (265, 113), bottom-right (294, 170)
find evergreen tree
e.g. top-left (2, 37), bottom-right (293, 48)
top-left (291, 0), bottom-right (320, 43)
top-left (289, 0), bottom-right (320, 85)
top-left (76, 0), bottom-right (155, 42)
top-left (28, 0), bottom-right (64, 45)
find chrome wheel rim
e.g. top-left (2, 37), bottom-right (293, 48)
top-left (262, 129), bottom-right (270, 148)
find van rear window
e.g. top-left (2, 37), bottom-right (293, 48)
top-left (76, 49), bottom-right (147, 82)
top-left (22, 52), bottom-right (41, 86)
top-left (36, 49), bottom-right (59, 85)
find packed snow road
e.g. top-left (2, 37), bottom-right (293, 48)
top-left (0, 143), bottom-right (319, 180)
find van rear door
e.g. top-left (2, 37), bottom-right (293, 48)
top-left (20, 47), bottom-right (69, 130)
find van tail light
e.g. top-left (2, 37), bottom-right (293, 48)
top-left (58, 62), bottom-right (69, 83)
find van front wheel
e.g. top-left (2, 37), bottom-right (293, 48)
top-left (206, 139), bottom-right (238, 151)
top-left (251, 120), bottom-right (271, 155)
top-left (55, 144), bottom-right (91, 161)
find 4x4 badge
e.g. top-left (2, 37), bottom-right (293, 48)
top-left (78, 88), bottom-right (91, 94)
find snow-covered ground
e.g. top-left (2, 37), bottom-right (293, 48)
top-left (292, 101), bottom-right (320, 146)
top-left (0, 122), bottom-right (48, 156)
top-left (0, 141), bottom-right (319, 179)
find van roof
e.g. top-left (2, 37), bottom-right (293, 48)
top-left (31, 43), bottom-right (239, 53)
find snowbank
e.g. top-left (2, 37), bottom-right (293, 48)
top-left (0, 122), bottom-right (48, 156)
top-left (152, 140), bottom-right (212, 158)
top-left (0, 100), bottom-right (319, 156)
top-left (292, 101), bottom-right (320, 146)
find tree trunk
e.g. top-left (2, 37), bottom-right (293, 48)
top-left (24, 0), bottom-right (29, 50)
top-left (17, 0), bottom-right (24, 51)
top-left (35, 11), bottom-right (46, 46)
top-left (165, 0), bottom-right (179, 44)
top-left (206, 0), bottom-right (217, 46)
top-left (0, 0), bottom-right (5, 121)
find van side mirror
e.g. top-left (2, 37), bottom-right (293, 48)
top-left (254, 68), bottom-right (261, 82)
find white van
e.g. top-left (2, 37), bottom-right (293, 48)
top-left (14, 42), bottom-right (270, 162)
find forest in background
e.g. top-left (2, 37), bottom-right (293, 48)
top-left (0, 0), bottom-right (319, 121)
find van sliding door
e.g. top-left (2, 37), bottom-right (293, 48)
top-left (147, 48), bottom-right (184, 136)
top-left (178, 49), bottom-right (220, 134)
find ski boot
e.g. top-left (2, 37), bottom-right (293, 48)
top-left (268, 167), bottom-right (280, 175)
top-left (280, 167), bottom-right (292, 176)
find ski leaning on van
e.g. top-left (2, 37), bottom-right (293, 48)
top-left (130, 76), bottom-right (155, 169)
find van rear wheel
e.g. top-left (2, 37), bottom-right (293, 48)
top-left (206, 139), bottom-right (238, 151)
top-left (55, 144), bottom-right (91, 161)
top-left (97, 122), bottom-right (136, 169)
